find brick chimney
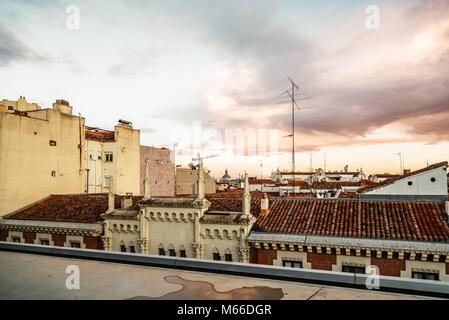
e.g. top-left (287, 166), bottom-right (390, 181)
top-left (403, 169), bottom-right (411, 175)
top-left (260, 193), bottom-right (270, 216)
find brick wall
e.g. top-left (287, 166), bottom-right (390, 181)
top-left (83, 235), bottom-right (103, 250)
top-left (250, 247), bottom-right (258, 263)
top-left (307, 252), bottom-right (337, 271)
top-left (52, 234), bottom-right (66, 246)
top-left (252, 248), bottom-right (278, 265)
top-left (0, 230), bottom-right (7, 241)
top-left (140, 146), bottom-right (175, 197)
top-left (22, 231), bottom-right (36, 244)
top-left (371, 257), bottom-right (406, 277)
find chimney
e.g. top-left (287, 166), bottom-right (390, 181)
top-left (403, 169), bottom-right (411, 175)
top-left (260, 193), bottom-right (269, 216)
top-left (121, 193), bottom-right (133, 209)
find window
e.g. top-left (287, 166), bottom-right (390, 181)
top-left (49, 140), bottom-right (57, 146)
top-left (12, 237), bottom-right (21, 243)
top-left (51, 171), bottom-right (56, 177)
top-left (282, 260), bottom-right (302, 268)
top-left (120, 244), bottom-right (127, 252)
top-left (169, 249), bottom-right (176, 257)
top-left (412, 271), bottom-right (439, 281)
top-left (225, 254), bottom-right (233, 262)
top-left (105, 152), bottom-right (113, 162)
top-left (104, 176), bottom-right (112, 188)
top-left (88, 151), bottom-right (94, 160)
top-left (70, 242), bottom-right (81, 248)
top-left (159, 248), bottom-right (166, 256)
top-left (40, 239), bottom-right (50, 245)
top-left (430, 177), bottom-right (436, 182)
top-left (129, 246), bottom-right (135, 253)
top-left (97, 151), bottom-right (102, 160)
top-left (8, 106), bottom-right (13, 110)
top-left (408, 181), bottom-right (413, 186)
top-left (180, 250), bottom-right (186, 258)
top-left (342, 265), bottom-right (365, 274)
top-left (213, 253), bottom-right (220, 261)
top-left (96, 176), bottom-right (102, 186)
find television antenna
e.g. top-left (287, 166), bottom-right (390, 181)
top-left (274, 76), bottom-right (315, 176)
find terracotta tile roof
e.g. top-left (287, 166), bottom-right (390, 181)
top-left (5, 194), bottom-right (142, 223)
top-left (358, 161), bottom-right (448, 194)
top-left (287, 180), bottom-right (310, 187)
top-left (248, 179), bottom-right (276, 184)
top-left (337, 191), bottom-right (358, 199)
top-left (374, 174), bottom-right (401, 179)
top-left (206, 190), bottom-right (273, 200)
top-left (255, 199), bottom-right (449, 242)
top-left (282, 171), bottom-right (362, 176)
top-left (85, 129), bottom-right (115, 142)
top-left (207, 198), bottom-right (261, 215)
top-left (206, 196), bottom-right (449, 242)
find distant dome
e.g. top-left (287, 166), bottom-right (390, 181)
top-left (222, 169), bottom-right (231, 180)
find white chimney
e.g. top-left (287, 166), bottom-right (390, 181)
top-left (260, 193), bottom-right (269, 216)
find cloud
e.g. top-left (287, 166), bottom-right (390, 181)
top-left (0, 24), bottom-right (50, 66)
top-left (194, 0), bottom-right (449, 146)
top-left (105, 46), bottom-right (161, 77)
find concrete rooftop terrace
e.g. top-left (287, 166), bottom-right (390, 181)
top-left (0, 250), bottom-right (438, 300)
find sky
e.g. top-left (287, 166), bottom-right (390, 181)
top-left (1, 0), bottom-right (448, 179)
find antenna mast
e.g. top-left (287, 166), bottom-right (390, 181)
top-left (274, 76), bottom-right (314, 180)
top-left (287, 76), bottom-right (299, 178)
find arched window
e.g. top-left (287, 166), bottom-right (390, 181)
top-left (120, 241), bottom-right (126, 252)
top-left (168, 244), bottom-right (176, 257)
top-left (179, 245), bottom-right (186, 258)
top-left (225, 248), bottom-right (232, 262)
top-left (158, 243), bottom-right (165, 256)
top-left (213, 247), bottom-right (220, 261)
top-left (129, 241), bottom-right (135, 253)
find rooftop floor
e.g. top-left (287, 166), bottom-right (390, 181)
top-left (0, 251), bottom-right (434, 300)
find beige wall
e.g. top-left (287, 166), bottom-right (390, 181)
top-left (176, 167), bottom-right (216, 195)
top-left (113, 124), bottom-right (140, 195)
top-left (0, 97), bottom-right (41, 113)
top-left (0, 104), bottom-right (86, 216)
top-left (85, 124), bottom-right (140, 195)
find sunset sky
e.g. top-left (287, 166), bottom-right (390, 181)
top-left (1, 0), bottom-right (448, 178)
